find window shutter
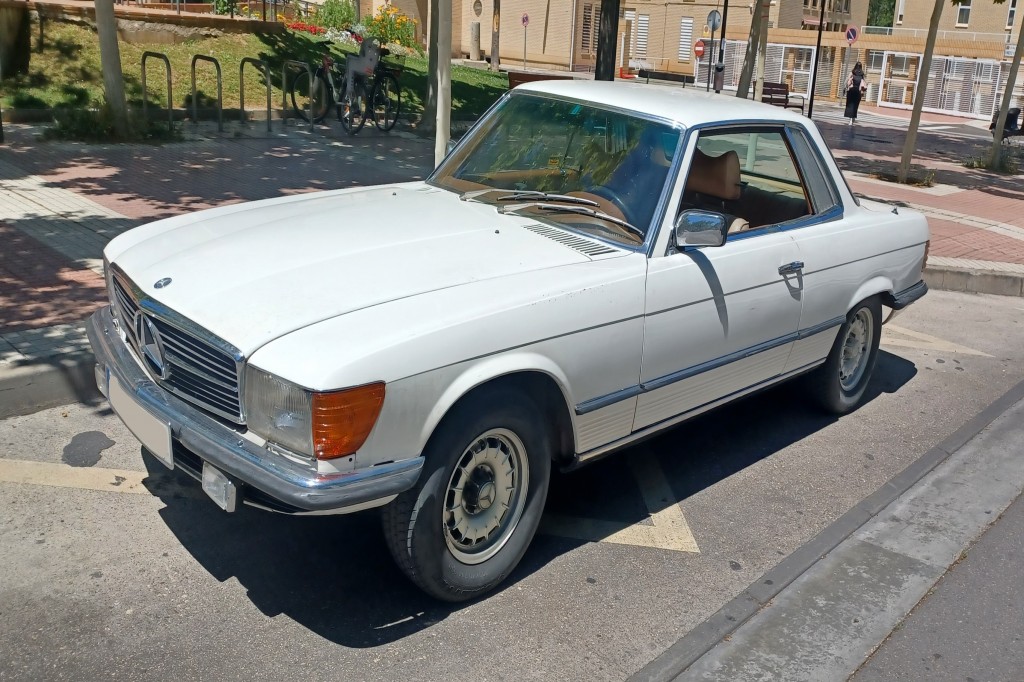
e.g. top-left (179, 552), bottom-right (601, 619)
top-left (677, 17), bottom-right (693, 62)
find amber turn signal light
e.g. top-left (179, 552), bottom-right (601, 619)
top-left (312, 382), bottom-right (386, 460)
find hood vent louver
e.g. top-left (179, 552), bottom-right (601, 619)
top-left (521, 224), bottom-right (618, 257)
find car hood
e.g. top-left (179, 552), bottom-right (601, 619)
top-left (110, 184), bottom-right (602, 355)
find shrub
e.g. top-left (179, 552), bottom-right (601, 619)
top-left (213, 0), bottom-right (238, 15)
top-left (314, 0), bottom-right (357, 30)
top-left (44, 102), bottom-right (182, 143)
top-left (367, 3), bottom-right (419, 51)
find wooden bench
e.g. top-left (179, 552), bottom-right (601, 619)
top-left (761, 81), bottom-right (806, 115)
top-left (638, 69), bottom-right (695, 87)
top-left (506, 71), bottom-right (576, 90)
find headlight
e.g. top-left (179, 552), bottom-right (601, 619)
top-left (244, 367), bottom-right (385, 460)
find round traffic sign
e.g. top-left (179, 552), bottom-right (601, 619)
top-left (694, 40), bottom-right (705, 58)
top-left (846, 25), bottom-right (858, 44)
top-left (522, 12), bottom-right (529, 27)
top-left (707, 9), bottom-right (721, 31)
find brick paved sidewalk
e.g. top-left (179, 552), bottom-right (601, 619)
top-left (0, 115), bottom-right (1021, 379)
top-left (0, 123), bottom-right (434, 377)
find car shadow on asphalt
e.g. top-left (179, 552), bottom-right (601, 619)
top-left (140, 350), bottom-right (916, 647)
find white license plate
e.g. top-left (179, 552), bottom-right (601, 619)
top-left (108, 375), bottom-right (174, 470)
top-left (202, 462), bottom-right (238, 512)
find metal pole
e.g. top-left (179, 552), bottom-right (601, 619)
top-left (706, 29), bottom-right (715, 91)
top-left (523, 25), bottom-right (527, 68)
top-left (807, 0), bottom-right (827, 118)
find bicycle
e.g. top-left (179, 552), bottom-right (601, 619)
top-left (290, 38), bottom-right (404, 135)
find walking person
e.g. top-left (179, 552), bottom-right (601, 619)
top-left (844, 62), bottom-right (867, 125)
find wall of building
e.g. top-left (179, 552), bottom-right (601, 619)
top-left (896, 0), bottom-right (1021, 36)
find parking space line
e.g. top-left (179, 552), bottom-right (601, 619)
top-left (542, 453), bottom-right (700, 553)
top-left (882, 324), bottom-right (991, 357)
top-left (0, 459), bottom-right (151, 495)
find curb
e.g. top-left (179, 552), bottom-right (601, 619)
top-left (630, 376), bottom-right (1024, 681)
top-left (924, 264), bottom-right (1024, 297)
top-left (0, 355), bottom-right (99, 420)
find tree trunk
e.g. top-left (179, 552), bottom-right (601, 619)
top-left (897, 0), bottom-right (943, 183)
top-left (736, 0), bottom-right (765, 99)
top-left (595, 0), bottom-right (620, 81)
top-left (988, 28), bottom-right (1024, 167)
top-left (421, 0), bottom-right (440, 135)
top-left (753, 0), bottom-right (769, 102)
top-left (490, 0), bottom-right (501, 71)
top-left (434, 0), bottom-right (452, 166)
top-left (94, 0), bottom-right (129, 138)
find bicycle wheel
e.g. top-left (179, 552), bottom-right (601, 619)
top-left (372, 73), bottom-right (402, 132)
top-left (338, 79), bottom-right (369, 135)
top-left (290, 72), bottom-right (330, 124)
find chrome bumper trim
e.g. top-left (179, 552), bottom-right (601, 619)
top-left (87, 306), bottom-right (423, 512)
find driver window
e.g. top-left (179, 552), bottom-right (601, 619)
top-left (679, 128), bottom-right (812, 238)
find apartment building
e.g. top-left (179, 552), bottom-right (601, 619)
top-left (894, 0), bottom-right (1020, 36)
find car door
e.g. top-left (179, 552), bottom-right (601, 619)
top-left (634, 126), bottom-right (810, 431)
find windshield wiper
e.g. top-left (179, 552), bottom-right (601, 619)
top-left (461, 188), bottom-right (598, 207)
top-left (498, 202), bottom-right (645, 242)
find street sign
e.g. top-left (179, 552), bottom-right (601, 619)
top-left (522, 12), bottom-right (529, 27)
top-left (707, 9), bottom-right (721, 31)
top-left (846, 26), bottom-right (859, 44)
top-left (694, 40), bottom-right (705, 58)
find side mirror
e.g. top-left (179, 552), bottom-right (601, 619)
top-left (674, 210), bottom-right (728, 249)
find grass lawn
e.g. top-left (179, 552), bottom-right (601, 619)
top-left (1, 22), bottom-right (508, 122)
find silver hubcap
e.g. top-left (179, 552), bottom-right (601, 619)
top-left (839, 308), bottom-right (873, 391)
top-left (443, 428), bottom-right (529, 565)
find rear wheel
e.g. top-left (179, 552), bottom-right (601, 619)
top-left (290, 73), bottom-right (330, 124)
top-left (810, 297), bottom-right (882, 414)
top-left (382, 387), bottom-right (551, 601)
top-left (338, 79), bottom-right (369, 135)
top-left (371, 73), bottom-right (402, 131)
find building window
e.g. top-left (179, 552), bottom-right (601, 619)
top-left (677, 17), bottom-right (694, 62)
top-left (1008, 0), bottom-right (1017, 29)
top-left (891, 55), bottom-right (911, 76)
top-left (636, 14), bottom-right (649, 58)
top-left (896, 0), bottom-right (905, 24)
top-left (866, 50), bottom-right (884, 70)
top-left (956, 0), bottom-right (971, 26)
top-left (581, 3), bottom-right (596, 55)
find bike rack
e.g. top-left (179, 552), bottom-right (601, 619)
top-left (283, 59), bottom-right (315, 132)
top-left (239, 57), bottom-right (272, 133)
top-left (141, 51), bottom-right (173, 133)
top-left (191, 54), bottom-right (223, 133)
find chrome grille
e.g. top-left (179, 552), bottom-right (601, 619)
top-left (111, 273), bottom-right (244, 423)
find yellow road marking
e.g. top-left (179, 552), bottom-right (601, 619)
top-left (541, 453), bottom-right (700, 553)
top-left (0, 459), bottom-right (151, 495)
top-left (882, 324), bottom-right (991, 357)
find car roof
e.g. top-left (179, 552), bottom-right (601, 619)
top-left (515, 79), bottom-right (808, 128)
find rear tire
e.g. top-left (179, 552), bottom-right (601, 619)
top-left (372, 73), bottom-right (402, 131)
top-left (810, 297), bottom-right (882, 415)
top-left (382, 387), bottom-right (551, 602)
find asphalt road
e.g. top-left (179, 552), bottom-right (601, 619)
top-left (1, 289), bottom-right (1023, 681)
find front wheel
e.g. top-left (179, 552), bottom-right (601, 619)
top-left (290, 72), bottom-right (330, 124)
top-left (382, 387), bottom-right (551, 602)
top-left (371, 73), bottom-right (402, 131)
top-left (809, 297), bottom-right (882, 414)
top-left (338, 79), bottom-right (369, 135)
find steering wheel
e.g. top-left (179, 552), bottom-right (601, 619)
top-left (586, 186), bottom-right (631, 223)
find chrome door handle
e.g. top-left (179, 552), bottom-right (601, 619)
top-left (778, 261), bottom-right (804, 275)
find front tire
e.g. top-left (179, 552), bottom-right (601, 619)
top-left (811, 297), bottom-right (882, 414)
top-left (290, 73), bottom-right (330, 124)
top-left (382, 387), bottom-right (551, 602)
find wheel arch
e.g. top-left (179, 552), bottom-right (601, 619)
top-left (848, 276), bottom-right (893, 313)
top-left (420, 357), bottom-right (577, 466)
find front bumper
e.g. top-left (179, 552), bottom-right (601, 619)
top-left (86, 306), bottom-right (423, 513)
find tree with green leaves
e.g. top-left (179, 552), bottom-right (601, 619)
top-left (897, 0), bottom-right (1009, 182)
top-left (867, 0), bottom-right (895, 27)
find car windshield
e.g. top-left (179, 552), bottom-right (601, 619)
top-left (429, 93), bottom-right (682, 246)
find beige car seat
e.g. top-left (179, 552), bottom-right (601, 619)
top-left (683, 149), bottom-right (749, 234)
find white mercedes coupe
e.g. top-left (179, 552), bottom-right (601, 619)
top-left (88, 81), bottom-right (929, 601)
